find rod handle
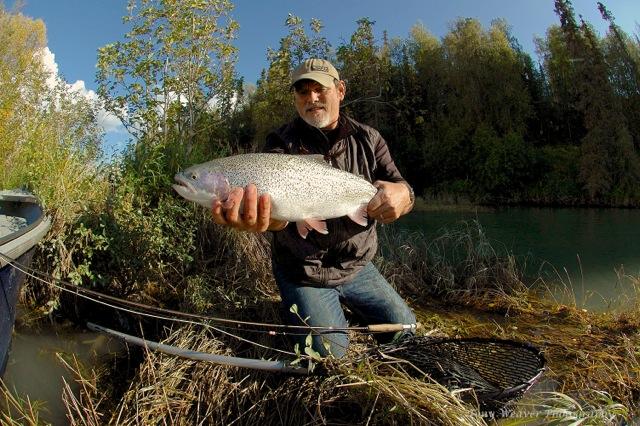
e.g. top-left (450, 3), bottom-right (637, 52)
top-left (367, 322), bottom-right (421, 333)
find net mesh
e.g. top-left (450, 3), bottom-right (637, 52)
top-left (366, 336), bottom-right (546, 415)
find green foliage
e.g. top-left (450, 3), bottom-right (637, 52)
top-left (55, 0), bottom-right (244, 299)
top-left (6, 0), bottom-right (240, 308)
top-left (337, 18), bottom-right (392, 128)
top-left (7, 0), bottom-right (640, 319)
top-left (549, 0), bottom-right (640, 205)
top-left (60, 222), bottom-right (110, 287)
top-left (471, 125), bottom-right (538, 198)
top-left (225, 5), bottom-right (640, 206)
top-left (0, 8), bottom-right (105, 226)
top-left (251, 14), bottom-right (331, 143)
top-left (96, 0), bottom-right (239, 155)
top-left (48, 163), bottom-right (202, 300)
top-left (98, 187), bottom-right (199, 295)
top-left (530, 145), bottom-right (582, 204)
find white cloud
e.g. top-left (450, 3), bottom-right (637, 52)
top-left (40, 47), bottom-right (59, 89)
top-left (96, 107), bottom-right (125, 134)
top-left (68, 79), bottom-right (124, 134)
top-left (39, 47), bottom-right (126, 136)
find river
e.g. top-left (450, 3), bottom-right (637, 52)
top-left (1, 309), bottom-right (123, 424)
top-left (395, 205), bottom-right (640, 311)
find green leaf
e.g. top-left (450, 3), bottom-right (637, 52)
top-left (304, 346), bottom-right (322, 361)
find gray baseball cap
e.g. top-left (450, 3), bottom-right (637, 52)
top-left (291, 58), bottom-right (340, 88)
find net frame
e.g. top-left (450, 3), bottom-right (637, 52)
top-left (365, 336), bottom-right (546, 416)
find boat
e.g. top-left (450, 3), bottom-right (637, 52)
top-left (0, 189), bottom-right (51, 376)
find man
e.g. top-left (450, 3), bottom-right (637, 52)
top-left (211, 58), bottom-right (416, 358)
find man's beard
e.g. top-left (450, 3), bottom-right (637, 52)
top-left (302, 103), bottom-right (332, 128)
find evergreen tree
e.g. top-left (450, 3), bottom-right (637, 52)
top-left (336, 18), bottom-right (389, 129)
top-left (554, 0), bottom-right (640, 202)
top-left (598, 2), bottom-right (640, 151)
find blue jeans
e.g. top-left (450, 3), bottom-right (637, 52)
top-left (274, 262), bottom-right (416, 358)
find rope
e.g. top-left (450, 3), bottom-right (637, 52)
top-left (1, 252), bottom-right (299, 356)
top-left (0, 251), bottom-right (417, 359)
top-left (0, 251), bottom-right (418, 335)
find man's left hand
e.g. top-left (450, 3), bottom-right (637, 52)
top-left (367, 181), bottom-right (414, 224)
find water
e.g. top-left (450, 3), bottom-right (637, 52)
top-left (396, 206), bottom-right (640, 311)
top-left (1, 314), bottom-right (123, 424)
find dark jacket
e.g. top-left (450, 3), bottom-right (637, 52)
top-left (263, 115), bottom-right (406, 286)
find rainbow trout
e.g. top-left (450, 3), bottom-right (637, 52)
top-left (173, 153), bottom-right (378, 238)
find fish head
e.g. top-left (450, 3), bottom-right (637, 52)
top-left (173, 166), bottom-right (230, 208)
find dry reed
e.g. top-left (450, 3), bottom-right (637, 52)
top-left (45, 222), bottom-right (640, 424)
top-left (0, 379), bottom-right (44, 426)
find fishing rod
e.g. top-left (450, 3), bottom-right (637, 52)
top-left (1, 252), bottom-right (300, 356)
top-left (0, 251), bottom-right (420, 336)
top-left (87, 322), bottom-right (310, 375)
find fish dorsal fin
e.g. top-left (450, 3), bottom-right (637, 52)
top-left (305, 154), bottom-right (330, 166)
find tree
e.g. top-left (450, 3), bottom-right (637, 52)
top-left (380, 25), bottom-right (443, 195)
top-left (553, 0), bottom-right (640, 202)
top-left (471, 124), bottom-right (537, 198)
top-left (0, 6), bottom-right (103, 214)
top-left (598, 2), bottom-right (640, 151)
top-left (411, 18), bottom-right (534, 199)
top-left (0, 6), bottom-right (48, 177)
top-left (535, 25), bottom-right (586, 146)
top-left (441, 18), bottom-right (531, 137)
top-left (251, 14), bottom-right (331, 144)
top-left (336, 18), bottom-right (391, 128)
top-left (96, 0), bottom-right (239, 161)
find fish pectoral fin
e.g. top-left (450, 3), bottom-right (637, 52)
top-left (295, 222), bottom-right (311, 239)
top-left (347, 204), bottom-right (369, 227)
top-left (306, 219), bottom-right (329, 234)
top-left (295, 219), bottom-right (329, 239)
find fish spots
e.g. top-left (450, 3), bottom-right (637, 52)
top-left (177, 153), bottom-right (377, 231)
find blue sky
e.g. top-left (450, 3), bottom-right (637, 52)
top-left (9, 0), bottom-right (640, 153)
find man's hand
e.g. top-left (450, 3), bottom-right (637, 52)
top-left (211, 183), bottom-right (288, 232)
top-left (367, 181), bottom-right (414, 224)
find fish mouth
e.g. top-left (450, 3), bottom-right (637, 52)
top-left (172, 174), bottom-right (195, 194)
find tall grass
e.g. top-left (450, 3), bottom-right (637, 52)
top-left (376, 221), bottom-right (529, 311)
top-left (0, 380), bottom-right (45, 426)
top-left (44, 222), bottom-right (637, 425)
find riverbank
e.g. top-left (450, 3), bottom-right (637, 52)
top-left (2, 224), bottom-right (638, 424)
top-left (400, 202), bottom-right (640, 313)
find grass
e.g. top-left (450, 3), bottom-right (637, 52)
top-left (502, 390), bottom-right (630, 425)
top-left (58, 353), bottom-right (104, 426)
top-left (7, 220), bottom-right (640, 424)
top-left (0, 380), bottom-right (45, 426)
top-left (30, 223), bottom-right (629, 425)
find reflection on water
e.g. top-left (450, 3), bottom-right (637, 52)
top-left (396, 206), bottom-right (640, 311)
top-left (2, 316), bottom-right (123, 424)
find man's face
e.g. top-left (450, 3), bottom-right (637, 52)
top-left (293, 79), bottom-right (345, 130)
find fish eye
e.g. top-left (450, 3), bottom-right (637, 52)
top-left (191, 173), bottom-right (197, 180)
